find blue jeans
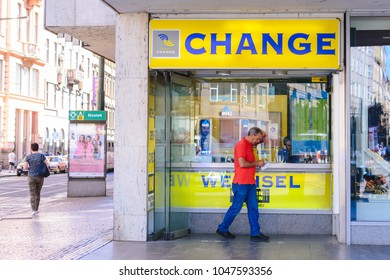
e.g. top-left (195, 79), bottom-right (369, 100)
top-left (217, 183), bottom-right (260, 236)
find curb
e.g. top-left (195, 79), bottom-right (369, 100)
top-left (0, 173), bottom-right (18, 178)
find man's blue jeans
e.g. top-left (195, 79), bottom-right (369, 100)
top-left (217, 183), bottom-right (260, 236)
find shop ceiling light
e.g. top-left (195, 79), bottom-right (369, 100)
top-left (272, 70), bottom-right (288, 75)
top-left (216, 71), bottom-right (231, 76)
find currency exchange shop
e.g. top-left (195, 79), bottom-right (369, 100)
top-left (146, 18), bottom-right (342, 240)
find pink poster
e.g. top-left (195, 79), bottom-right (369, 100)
top-left (69, 123), bottom-right (106, 178)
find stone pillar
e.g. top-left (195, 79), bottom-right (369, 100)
top-left (113, 13), bottom-right (149, 241)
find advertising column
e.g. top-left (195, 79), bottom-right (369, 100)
top-left (68, 110), bottom-right (107, 197)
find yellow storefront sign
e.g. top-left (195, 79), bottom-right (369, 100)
top-left (149, 19), bottom-right (340, 69)
top-left (148, 94), bottom-right (155, 194)
top-left (162, 171), bottom-right (331, 210)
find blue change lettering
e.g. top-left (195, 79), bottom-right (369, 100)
top-left (236, 33), bottom-right (258, 54)
top-left (262, 33), bottom-right (283, 54)
top-left (185, 33), bottom-right (206, 55)
top-left (185, 32), bottom-right (336, 56)
top-left (211, 33), bottom-right (232, 54)
top-left (288, 33), bottom-right (311, 55)
top-left (317, 33), bottom-right (336, 55)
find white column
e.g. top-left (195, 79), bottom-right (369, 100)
top-left (332, 72), bottom-right (347, 244)
top-left (114, 13), bottom-right (149, 241)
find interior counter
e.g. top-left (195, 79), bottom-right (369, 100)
top-left (171, 162), bottom-right (332, 173)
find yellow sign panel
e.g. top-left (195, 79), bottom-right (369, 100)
top-left (149, 19), bottom-right (340, 69)
top-left (312, 76), bottom-right (328, 82)
top-left (148, 94), bottom-right (155, 175)
top-left (163, 171), bottom-right (331, 210)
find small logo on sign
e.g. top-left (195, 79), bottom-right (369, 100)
top-left (158, 34), bottom-right (175, 47)
top-left (152, 30), bottom-right (180, 58)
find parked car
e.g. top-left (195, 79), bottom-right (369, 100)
top-left (47, 155), bottom-right (68, 174)
top-left (60, 155), bottom-right (68, 171)
top-left (16, 157), bottom-right (28, 176)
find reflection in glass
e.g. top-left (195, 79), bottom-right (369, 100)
top-left (350, 44), bottom-right (390, 221)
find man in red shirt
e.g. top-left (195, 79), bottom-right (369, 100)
top-left (216, 127), bottom-right (270, 242)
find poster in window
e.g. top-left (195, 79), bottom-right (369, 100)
top-left (268, 123), bottom-right (279, 140)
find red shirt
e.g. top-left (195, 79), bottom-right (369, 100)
top-left (232, 137), bottom-right (256, 184)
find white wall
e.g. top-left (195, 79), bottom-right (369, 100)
top-left (45, 0), bottom-right (116, 27)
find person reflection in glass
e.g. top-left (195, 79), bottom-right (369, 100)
top-left (278, 137), bottom-right (299, 163)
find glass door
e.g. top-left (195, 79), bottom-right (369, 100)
top-left (148, 71), bottom-right (169, 240)
top-left (148, 71), bottom-right (192, 240)
top-left (165, 73), bottom-right (193, 239)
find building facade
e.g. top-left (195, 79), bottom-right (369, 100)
top-left (0, 0), bottom-right (44, 164)
top-left (43, 32), bottom-right (116, 157)
top-left (0, 0), bottom-right (115, 165)
top-left (44, 1), bottom-right (390, 245)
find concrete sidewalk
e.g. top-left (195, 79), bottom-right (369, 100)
top-left (80, 233), bottom-right (390, 260)
top-left (1, 172), bottom-right (390, 260)
top-left (0, 175), bottom-right (113, 260)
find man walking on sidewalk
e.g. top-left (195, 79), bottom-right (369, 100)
top-left (216, 127), bottom-right (270, 242)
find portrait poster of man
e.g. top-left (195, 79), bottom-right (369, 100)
top-left (199, 119), bottom-right (212, 155)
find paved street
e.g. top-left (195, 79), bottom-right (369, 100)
top-left (0, 171), bottom-right (113, 260)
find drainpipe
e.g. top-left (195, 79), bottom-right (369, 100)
top-left (98, 57), bottom-right (105, 111)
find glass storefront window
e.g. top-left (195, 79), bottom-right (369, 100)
top-left (350, 17), bottom-right (390, 221)
top-left (170, 78), bottom-right (331, 165)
